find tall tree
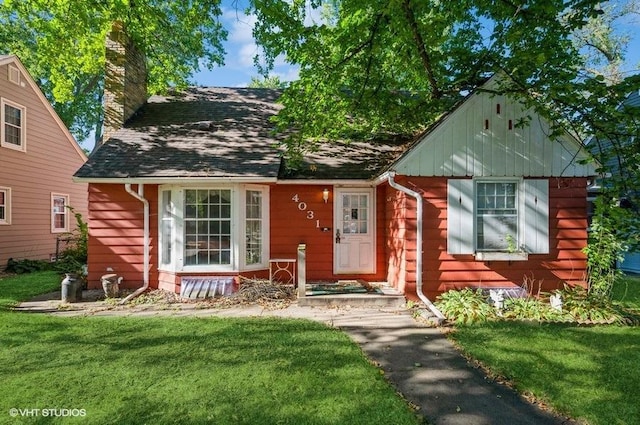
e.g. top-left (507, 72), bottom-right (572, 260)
top-left (249, 0), bottom-right (638, 159)
top-left (250, 0), bottom-right (640, 296)
top-left (0, 0), bottom-right (227, 144)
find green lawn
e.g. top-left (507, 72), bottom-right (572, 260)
top-left (0, 272), bottom-right (420, 425)
top-left (449, 276), bottom-right (640, 425)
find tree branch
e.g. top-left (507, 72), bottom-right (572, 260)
top-left (401, 0), bottom-right (441, 98)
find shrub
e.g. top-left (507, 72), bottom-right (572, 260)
top-left (5, 258), bottom-right (51, 274)
top-left (435, 288), bottom-right (498, 324)
top-left (52, 206), bottom-right (88, 275)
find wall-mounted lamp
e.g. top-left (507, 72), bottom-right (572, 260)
top-left (322, 188), bottom-right (330, 203)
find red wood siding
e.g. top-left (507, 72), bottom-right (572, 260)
top-left (86, 183), bottom-right (158, 289)
top-left (385, 176), bottom-right (589, 301)
top-left (270, 184), bottom-right (387, 282)
top-left (0, 61), bottom-right (88, 266)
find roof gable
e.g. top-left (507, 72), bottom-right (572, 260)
top-left (391, 75), bottom-right (596, 177)
top-left (0, 55), bottom-right (87, 161)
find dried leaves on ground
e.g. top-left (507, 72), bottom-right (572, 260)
top-left (127, 277), bottom-right (296, 310)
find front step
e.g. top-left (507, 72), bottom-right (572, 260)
top-left (298, 283), bottom-right (406, 308)
top-left (297, 293), bottom-right (406, 308)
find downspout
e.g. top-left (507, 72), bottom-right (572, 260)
top-left (121, 183), bottom-right (149, 304)
top-left (387, 172), bottom-right (445, 321)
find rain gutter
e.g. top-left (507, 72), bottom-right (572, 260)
top-left (384, 172), bottom-right (445, 321)
top-left (121, 183), bottom-right (149, 304)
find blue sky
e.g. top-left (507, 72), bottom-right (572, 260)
top-left (191, 2), bottom-right (301, 87)
top-left (192, 2), bottom-right (640, 88)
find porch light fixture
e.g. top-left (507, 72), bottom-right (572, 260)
top-left (322, 188), bottom-right (330, 203)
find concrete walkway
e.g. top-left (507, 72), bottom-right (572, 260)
top-left (17, 291), bottom-right (575, 425)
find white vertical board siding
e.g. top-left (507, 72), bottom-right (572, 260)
top-left (522, 179), bottom-right (549, 254)
top-left (447, 179), bottom-right (474, 254)
top-left (393, 85), bottom-right (596, 178)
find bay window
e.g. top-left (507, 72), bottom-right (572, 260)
top-left (159, 185), bottom-right (268, 272)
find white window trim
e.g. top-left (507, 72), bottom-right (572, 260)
top-left (1, 98), bottom-right (27, 151)
top-left (0, 187), bottom-right (11, 225)
top-left (158, 184), bottom-right (270, 273)
top-left (241, 185), bottom-right (270, 271)
top-left (448, 177), bottom-right (549, 260)
top-left (51, 193), bottom-right (69, 233)
top-left (474, 177), bottom-right (523, 255)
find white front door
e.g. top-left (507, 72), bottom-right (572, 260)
top-left (334, 188), bottom-right (375, 274)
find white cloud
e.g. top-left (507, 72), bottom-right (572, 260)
top-left (222, 8), bottom-right (257, 44)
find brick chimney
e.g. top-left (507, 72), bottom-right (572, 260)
top-left (100, 21), bottom-right (147, 146)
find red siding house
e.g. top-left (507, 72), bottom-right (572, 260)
top-left (74, 28), bottom-right (596, 300)
top-left (0, 55), bottom-right (88, 267)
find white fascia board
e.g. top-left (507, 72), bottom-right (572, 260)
top-left (72, 176), bottom-right (278, 184)
top-left (276, 179), bottom-right (374, 187)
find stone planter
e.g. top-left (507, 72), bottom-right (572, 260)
top-left (101, 273), bottom-right (120, 298)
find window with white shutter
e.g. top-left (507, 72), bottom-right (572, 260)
top-left (447, 179), bottom-right (549, 258)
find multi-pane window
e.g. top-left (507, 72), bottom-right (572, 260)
top-left (2, 100), bottom-right (25, 150)
top-left (52, 194), bottom-right (69, 232)
top-left (184, 189), bottom-right (232, 266)
top-left (245, 190), bottom-right (262, 265)
top-left (341, 194), bottom-right (369, 234)
top-left (0, 188), bottom-right (10, 225)
top-left (476, 182), bottom-right (518, 251)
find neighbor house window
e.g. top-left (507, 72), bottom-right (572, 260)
top-left (184, 189), bottom-right (232, 266)
top-left (476, 182), bottom-right (518, 251)
top-left (447, 178), bottom-right (549, 256)
top-left (51, 194), bottom-right (69, 233)
top-left (1, 99), bottom-right (26, 151)
top-left (0, 187), bottom-right (11, 225)
top-left (245, 190), bottom-right (263, 265)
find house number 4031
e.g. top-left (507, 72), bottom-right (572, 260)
top-left (291, 194), bottom-right (316, 221)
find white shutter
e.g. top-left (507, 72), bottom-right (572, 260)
top-left (447, 179), bottom-right (474, 254)
top-left (522, 179), bottom-right (549, 254)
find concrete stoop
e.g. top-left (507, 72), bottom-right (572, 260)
top-left (298, 286), bottom-right (406, 308)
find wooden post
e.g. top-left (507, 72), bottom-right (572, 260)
top-left (297, 244), bottom-right (306, 298)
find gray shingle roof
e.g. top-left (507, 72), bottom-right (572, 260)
top-left (74, 86), bottom-right (407, 181)
top-left (75, 87), bottom-right (285, 180)
top-left (282, 137), bottom-right (409, 180)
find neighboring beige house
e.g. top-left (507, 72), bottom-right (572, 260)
top-left (0, 55), bottom-right (88, 268)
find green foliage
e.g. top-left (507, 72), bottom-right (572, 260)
top-left (249, 0), bottom-right (639, 165)
top-left (4, 258), bottom-right (50, 274)
top-left (583, 196), bottom-right (629, 300)
top-left (435, 288), bottom-right (498, 324)
top-left (501, 297), bottom-right (564, 322)
top-left (0, 0), bottom-right (227, 143)
top-left (54, 209), bottom-right (88, 279)
top-left (248, 75), bottom-right (288, 89)
top-left (558, 284), bottom-right (637, 325)
top-left (436, 281), bottom-right (639, 325)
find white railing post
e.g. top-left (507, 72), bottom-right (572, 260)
top-left (297, 244), bottom-right (306, 298)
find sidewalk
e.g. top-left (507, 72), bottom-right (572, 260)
top-left (17, 291), bottom-right (575, 425)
